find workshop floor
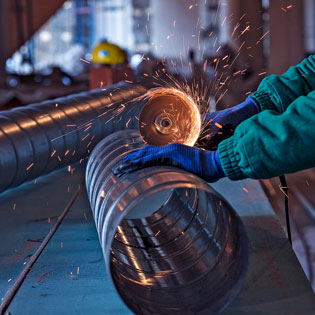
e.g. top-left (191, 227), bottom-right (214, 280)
top-left (1, 164), bottom-right (314, 314)
top-left (261, 168), bottom-right (315, 291)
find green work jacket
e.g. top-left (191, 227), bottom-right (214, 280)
top-left (218, 55), bottom-right (315, 180)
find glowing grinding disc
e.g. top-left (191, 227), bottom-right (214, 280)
top-left (139, 88), bottom-right (201, 146)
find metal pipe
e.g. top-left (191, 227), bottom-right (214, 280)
top-left (86, 130), bottom-right (249, 314)
top-left (0, 82), bottom-right (202, 194)
top-left (0, 81), bottom-right (150, 193)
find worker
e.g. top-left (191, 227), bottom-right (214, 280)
top-left (113, 55), bottom-right (315, 182)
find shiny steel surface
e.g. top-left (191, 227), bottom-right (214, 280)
top-left (0, 82), bottom-right (150, 193)
top-left (86, 130), bottom-right (249, 314)
top-left (0, 83), bottom-right (202, 194)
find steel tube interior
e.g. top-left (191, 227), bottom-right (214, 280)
top-left (86, 130), bottom-right (249, 314)
top-left (0, 81), bottom-right (150, 193)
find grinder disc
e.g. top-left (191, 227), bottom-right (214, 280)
top-left (139, 88), bottom-right (201, 146)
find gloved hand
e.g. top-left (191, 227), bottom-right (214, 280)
top-left (112, 143), bottom-right (226, 182)
top-left (199, 97), bottom-right (260, 150)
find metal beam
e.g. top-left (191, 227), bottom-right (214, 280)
top-left (269, 0), bottom-right (305, 74)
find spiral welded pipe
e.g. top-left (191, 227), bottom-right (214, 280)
top-left (0, 82), bottom-right (202, 194)
top-left (86, 130), bottom-right (249, 314)
top-left (0, 81), bottom-right (151, 193)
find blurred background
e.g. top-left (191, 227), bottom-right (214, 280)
top-left (0, 0), bottom-right (314, 290)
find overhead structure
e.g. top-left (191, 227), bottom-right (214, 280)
top-left (0, 0), bottom-right (66, 87)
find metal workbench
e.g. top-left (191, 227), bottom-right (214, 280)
top-left (0, 163), bottom-right (314, 314)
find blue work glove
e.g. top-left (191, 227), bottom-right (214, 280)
top-left (199, 97), bottom-right (260, 150)
top-left (112, 143), bottom-right (226, 182)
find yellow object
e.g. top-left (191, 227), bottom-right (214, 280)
top-left (91, 41), bottom-right (126, 65)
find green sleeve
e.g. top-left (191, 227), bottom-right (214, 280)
top-left (218, 89), bottom-right (315, 180)
top-left (250, 55), bottom-right (315, 112)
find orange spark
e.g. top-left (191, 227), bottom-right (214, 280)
top-left (26, 163), bottom-right (34, 171)
top-left (81, 133), bottom-right (90, 141)
top-left (221, 17), bottom-right (227, 27)
top-left (258, 30), bottom-right (270, 42)
top-left (126, 118), bottom-right (131, 128)
top-left (80, 58), bottom-right (90, 64)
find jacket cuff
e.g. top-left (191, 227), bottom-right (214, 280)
top-left (250, 90), bottom-right (274, 111)
top-left (218, 137), bottom-right (247, 180)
